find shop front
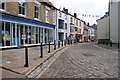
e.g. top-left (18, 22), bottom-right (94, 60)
top-left (0, 12), bottom-right (55, 47)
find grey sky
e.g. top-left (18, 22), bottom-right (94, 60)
top-left (49, 0), bottom-right (109, 25)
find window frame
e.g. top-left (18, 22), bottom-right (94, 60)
top-left (19, 3), bottom-right (26, 16)
top-left (59, 11), bottom-right (62, 17)
top-left (65, 23), bottom-right (67, 30)
top-left (0, 0), bottom-right (6, 11)
top-left (46, 9), bottom-right (49, 23)
top-left (70, 17), bottom-right (73, 23)
top-left (65, 14), bottom-right (67, 20)
top-left (34, 3), bottom-right (40, 19)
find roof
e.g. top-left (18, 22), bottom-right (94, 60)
top-left (38, 0), bottom-right (55, 8)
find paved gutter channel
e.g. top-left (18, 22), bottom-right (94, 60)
top-left (27, 45), bottom-right (71, 78)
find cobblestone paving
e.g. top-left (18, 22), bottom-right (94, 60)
top-left (40, 43), bottom-right (118, 78)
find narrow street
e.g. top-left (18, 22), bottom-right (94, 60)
top-left (40, 43), bottom-right (118, 78)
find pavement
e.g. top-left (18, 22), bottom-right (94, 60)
top-left (0, 43), bottom-right (71, 79)
top-left (0, 42), bottom-right (119, 79)
top-left (95, 43), bottom-right (119, 52)
top-left (40, 43), bottom-right (119, 78)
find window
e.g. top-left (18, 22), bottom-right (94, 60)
top-left (76, 20), bottom-right (78, 26)
top-left (65, 33), bottom-right (67, 40)
top-left (58, 32), bottom-right (64, 41)
top-left (70, 26), bottom-right (74, 32)
top-left (46, 9), bottom-right (49, 22)
top-left (59, 11), bottom-right (62, 17)
top-left (34, 4), bottom-right (40, 18)
top-left (0, 0), bottom-right (6, 10)
top-left (65, 23), bottom-right (67, 30)
top-left (75, 27), bottom-right (78, 31)
top-left (65, 15), bottom-right (67, 20)
top-left (80, 21), bottom-right (81, 27)
top-left (70, 17), bottom-right (73, 23)
top-left (19, 3), bottom-right (26, 15)
top-left (79, 29), bottom-right (81, 34)
top-left (58, 19), bottom-right (64, 29)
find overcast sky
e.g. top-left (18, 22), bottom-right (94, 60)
top-left (49, 0), bottom-right (109, 25)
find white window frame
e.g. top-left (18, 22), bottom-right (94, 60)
top-left (34, 3), bottom-right (40, 19)
top-left (0, 0), bottom-right (6, 11)
top-left (65, 14), bottom-right (67, 20)
top-left (59, 11), bottom-right (62, 17)
top-left (18, 2), bottom-right (26, 17)
top-left (46, 9), bottom-right (49, 23)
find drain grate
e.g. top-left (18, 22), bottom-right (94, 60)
top-left (82, 53), bottom-right (95, 57)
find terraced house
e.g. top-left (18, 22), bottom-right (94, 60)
top-left (56, 8), bottom-right (69, 43)
top-left (0, 0), bottom-right (56, 47)
top-left (68, 13), bottom-right (84, 43)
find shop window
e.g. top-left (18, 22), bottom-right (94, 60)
top-left (2, 22), bottom-right (11, 46)
top-left (58, 32), bottom-right (64, 41)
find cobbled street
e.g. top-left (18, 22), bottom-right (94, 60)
top-left (40, 43), bottom-right (118, 78)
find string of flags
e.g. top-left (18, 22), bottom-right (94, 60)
top-left (79, 14), bottom-right (102, 18)
top-left (69, 12), bottom-right (102, 18)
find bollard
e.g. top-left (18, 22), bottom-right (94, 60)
top-left (54, 40), bottom-right (56, 50)
top-left (58, 40), bottom-right (60, 48)
top-left (24, 46), bottom-right (29, 67)
top-left (106, 40), bottom-right (108, 45)
top-left (110, 41), bottom-right (112, 47)
top-left (62, 40), bottom-right (63, 47)
top-left (118, 41), bottom-right (119, 48)
top-left (71, 40), bottom-right (72, 44)
top-left (64, 40), bottom-right (66, 46)
top-left (40, 42), bottom-right (43, 58)
top-left (48, 41), bottom-right (50, 53)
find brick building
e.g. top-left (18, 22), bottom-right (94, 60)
top-left (0, 0), bottom-right (56, 47)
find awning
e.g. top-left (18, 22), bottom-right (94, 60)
top-left (0, 12), bottom-right (55, 29)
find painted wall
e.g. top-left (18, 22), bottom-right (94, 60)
top-left (110, 1), bottom-right (119, 43)
top-left (97, 16), bottom-right (110, 40)
top-left (118, 1), bottom-right (120, 42)
top-left (56, 10), bottom-right (68, 43)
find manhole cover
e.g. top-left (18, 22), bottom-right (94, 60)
top-left (82, 53), bottom-right (95, 57)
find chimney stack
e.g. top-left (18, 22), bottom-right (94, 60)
top-left (63, 7), bottom-right (68, 13)
top-left (74, 13), bottom-right (77, 18)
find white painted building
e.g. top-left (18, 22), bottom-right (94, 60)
top-left (109, 0), bottom-right (120, 43)
top-left (88, 27), bottom-right (95, 41)
top-left (97, 16), bottom-right (110, 43)
top-left (56, 10), bottom-right (69, 43)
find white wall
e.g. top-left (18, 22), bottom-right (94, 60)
top-left (110, 1), bottom-right (119, 43)
top-left (97, 16), bottom-right (110, 40)
top-left (81, 21), bottom-right (84, 35)
top-left (119, 1), bottom-right (120, 42)
top-left (56, 10), bottom-right (68, 43)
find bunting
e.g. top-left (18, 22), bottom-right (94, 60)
top-left (79, 14), bottom-right (102, 18)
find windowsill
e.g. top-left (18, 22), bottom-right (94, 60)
top-left (46, 21), bottom-right (49, 23)
top-left (34, 18), bottom-right (41, 21)
top-left (0, 9), bottom-right (9, 13)
top-left (18, 14), bottom-right (26, 17)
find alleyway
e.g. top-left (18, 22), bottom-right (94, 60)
top-left (40, 43), bottom-right (118, 78)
